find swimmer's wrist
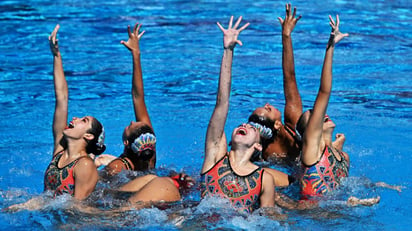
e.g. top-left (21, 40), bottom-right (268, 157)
top-left (282, 31), bottom-right (291, 38)
top-left (131, 50), bottom-right (141, 56)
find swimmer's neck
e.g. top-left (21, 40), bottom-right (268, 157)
top-left (322, 132), bottom-right (333, 146)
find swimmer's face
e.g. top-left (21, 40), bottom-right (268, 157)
top-left (231, 123), bottom-right (261, 146)
top-left (299, 111), bottom-right (336, 134)
top-left (323, 114), bottom-right (336, 131)
top-left (252, 103), bottom-right (281, 126)
top-left (63, 116), bottom-right (94, 139)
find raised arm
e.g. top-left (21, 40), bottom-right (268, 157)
top-left (278, 4), bottom-right (302, 127)
top-left (302, 15), bottom-right (348, 165)
top-left (121, 23), bottom-right (152, 127)
top-left (202, 16), bottom-right (250, 173)
top-left (49, 25), bottom-right (68, 155)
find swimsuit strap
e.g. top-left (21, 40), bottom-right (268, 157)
top-left (50, 152), bottom-right (63, 164)
top-left (50, 150), bottom-right (65, 162)
top-left (284, 124), bottom-right (300, 144)
top-left (68, 155), bottom-right (91, 171)
top-left (54, 153), bottom-right (89, 169)
top-left (335, 148), bottom-right (347, 162)
top-left (201, 153), bottom-right (227, 175)
top-left (120, 157), bottom-right (133, 170)
top-left (226, 155), bottom-right (261, 177)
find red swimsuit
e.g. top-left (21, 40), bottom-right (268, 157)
top-left (44, 152), bottom-right (86, 197)
top-left (301, 146), bottom-right (349, 198)
top-left (200, 155), bottom-right (264, 213)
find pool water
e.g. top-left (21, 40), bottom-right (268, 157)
top-left (0, 0), bottom-right (411, 230)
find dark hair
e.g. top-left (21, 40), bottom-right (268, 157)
top-left (248, 114), bottom-right (275, 160)
top-left (85, 117), bottom-right (106, 155)
top-left (251, 148), bottom-right (263, 162)
top-left (295, 109), bottom-right (312, 148)
top-left (125, 124), bottom-right (156, 163)
top-left (248, 114), bottom-right (275, 132)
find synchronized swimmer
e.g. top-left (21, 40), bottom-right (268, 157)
top-left (4, 3), bottom-right (402, 217)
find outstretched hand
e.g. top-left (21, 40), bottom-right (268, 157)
top-left (49, 24), bottom-right (60, 56)
top-left (217, 16), bottom-right (250, 50)
top-left (328, 15), bottom-right (349, 48)
top-left (121, 23), bottom-right (145, 53)
top-left (278, 3), bottom-right (301, 36)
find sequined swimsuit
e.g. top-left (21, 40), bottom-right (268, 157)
top-left (301, 146), bottom-right (349, 198)
top-left (200, 155), bottom-right (264, 213)
top-left (44, 152), bottom-right (87, 196)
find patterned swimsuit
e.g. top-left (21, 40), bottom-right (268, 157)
top-left (301, 146), bottom-right (349, 198)
top-left (44, 152), bottom-right (86, 196)
top-left (200, 155), bottom-right (264, 213)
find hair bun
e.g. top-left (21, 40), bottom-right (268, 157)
top-left (131, 133), bottom-right (156, 154)
top-left (94, 144), bottom-right (106, 155)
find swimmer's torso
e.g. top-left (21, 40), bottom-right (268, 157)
top-left (300, 145), bottom-right (349, 198)
top-left (200, 155), bottom-right (264, 213)
top-left (44, 152), bottom-right (86, 196)
top-left (264, 125), bottom-right (300, 164)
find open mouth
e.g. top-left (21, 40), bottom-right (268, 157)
top-left (66, 122), bottom-right (75, 129)
top-left (236, 127), bottom-right (247, 136)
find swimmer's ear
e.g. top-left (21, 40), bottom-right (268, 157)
top-left (123, 140), bottom-right (129, 146)
top-left (274, 120), bottom-right (282, 130)
top-left (84, 133), bottom-right (95, 142)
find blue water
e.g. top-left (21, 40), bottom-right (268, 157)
top-left (0, 0), bottom-right (411, 230)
